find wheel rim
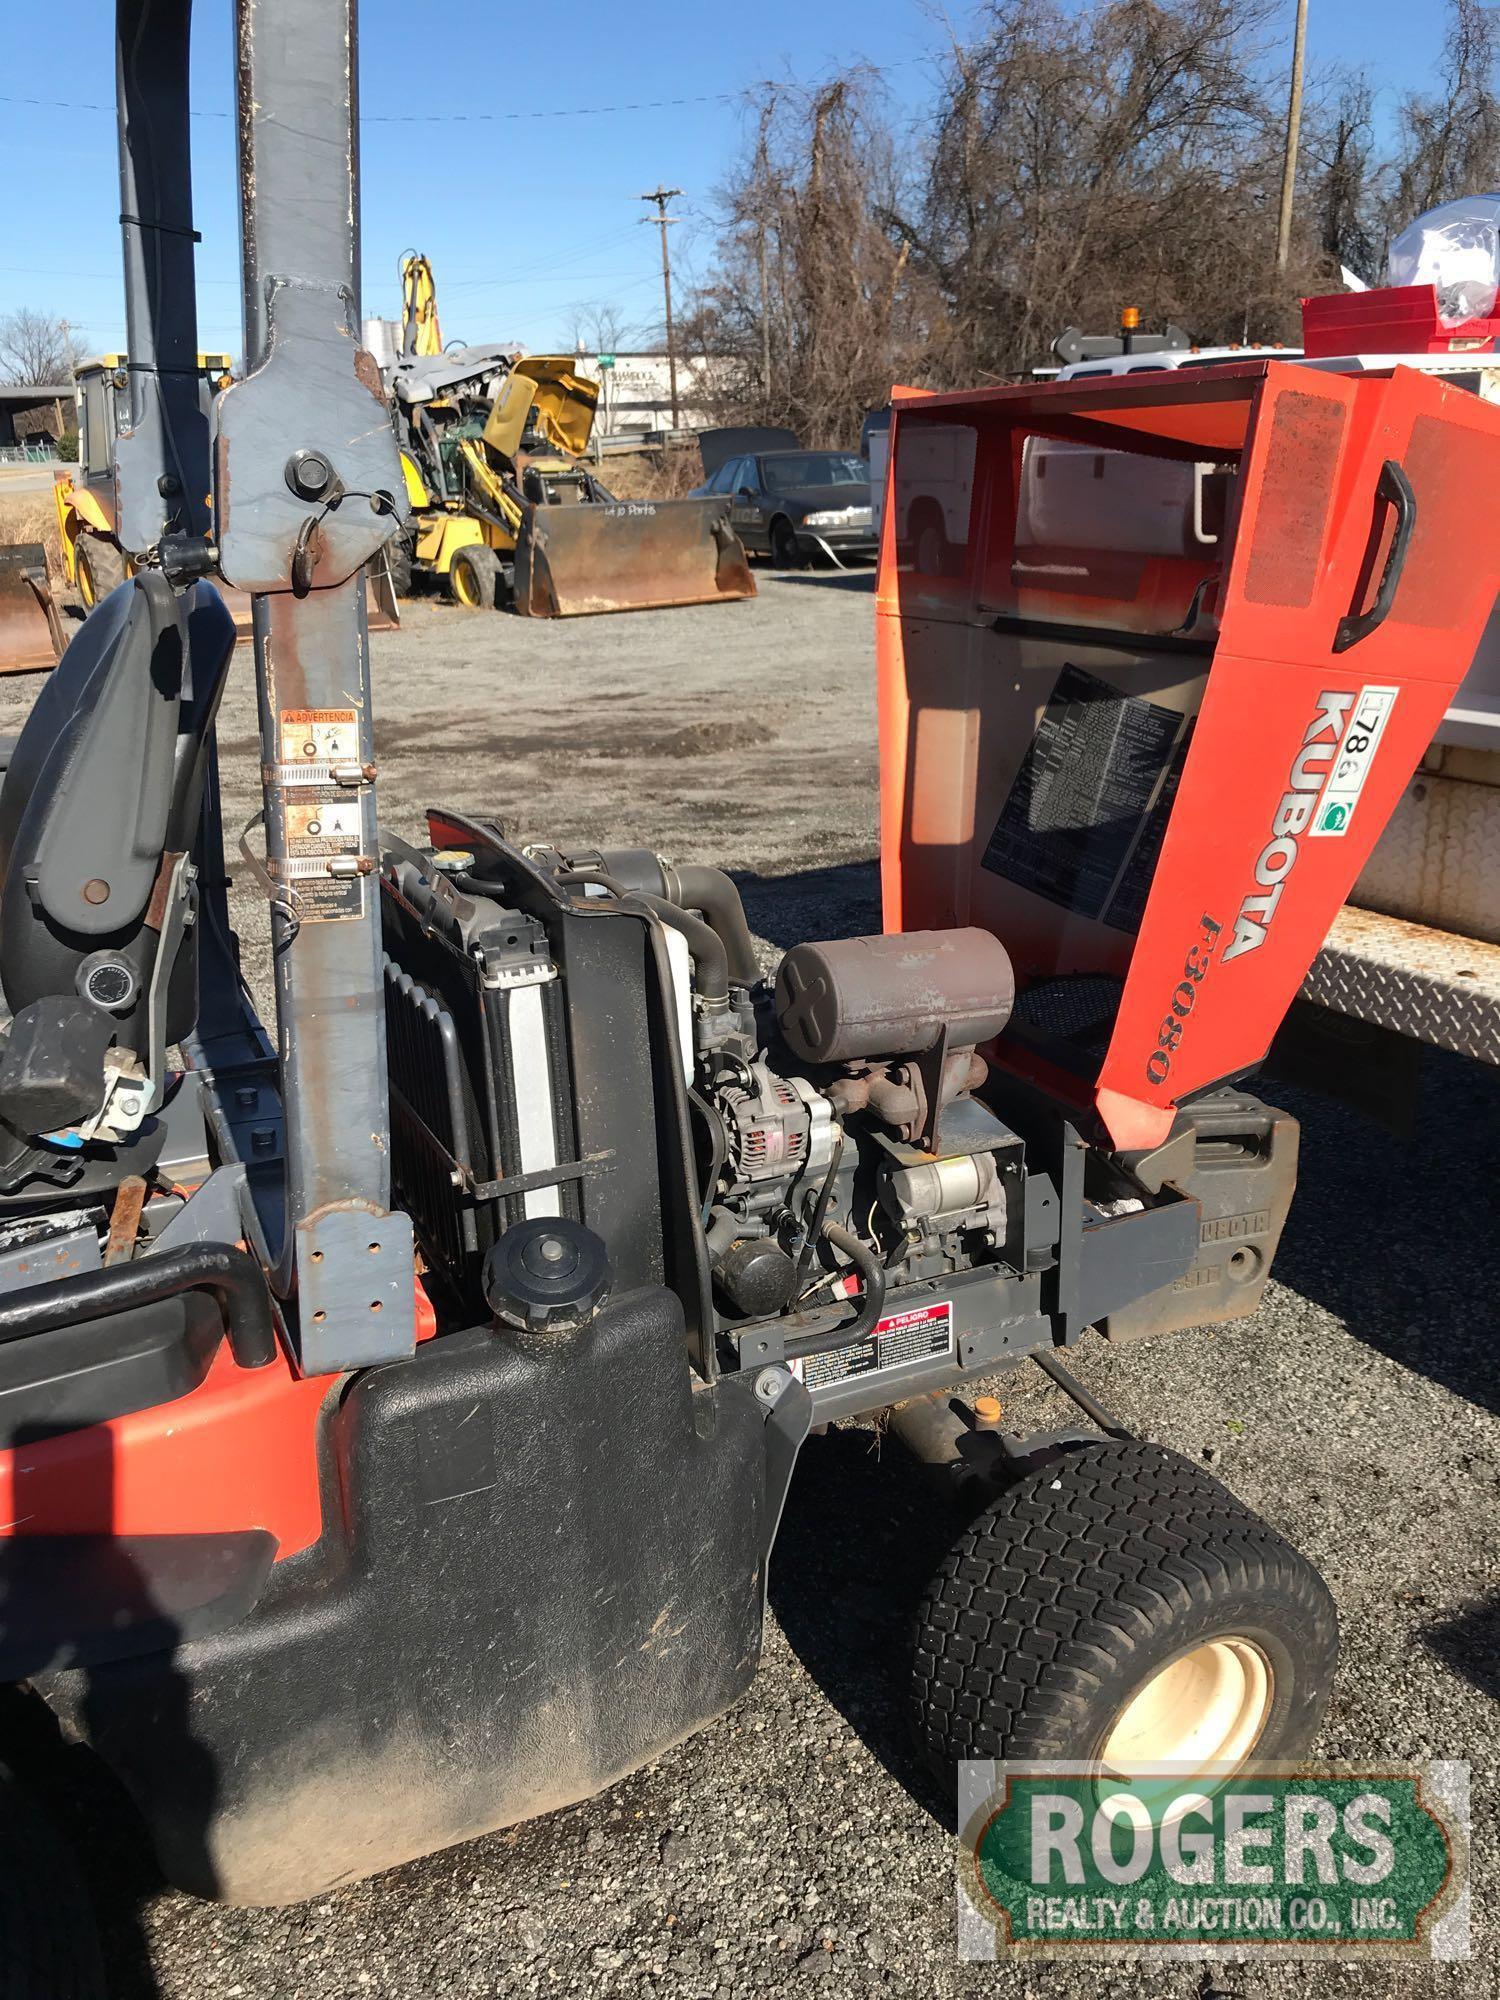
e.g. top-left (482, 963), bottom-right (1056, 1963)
top-left (77, 550), bottom-right (96, 607)
top-left (452, 560), bottom-right (478, 606)
top-left (1102, 1637), bottom-right (1273, 1775)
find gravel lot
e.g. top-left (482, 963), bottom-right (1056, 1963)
top-left (3, 575), bottom-right (1495, 1998)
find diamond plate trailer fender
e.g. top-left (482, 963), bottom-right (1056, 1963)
top-left (877, 361), bottom-right (1500, 1147)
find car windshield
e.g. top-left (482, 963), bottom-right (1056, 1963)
top-left (761, 452), bottom-right (867, 493)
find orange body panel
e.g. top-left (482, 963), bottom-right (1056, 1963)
top-left (877, 361), bottom-right (1500, 1147)
top-left (0, 1279), bottom-right (437, 1558)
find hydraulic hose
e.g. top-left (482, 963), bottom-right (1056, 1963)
top-left (782, 1221), bottom-right (887, 1362)
top-left (662, 864), bottom-right (759, 989)
top-left (0, 1241), bottom-right (279, 1370)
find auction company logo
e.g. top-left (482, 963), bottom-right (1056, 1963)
top-left (958, 1763), bottom-right (1468, 1962)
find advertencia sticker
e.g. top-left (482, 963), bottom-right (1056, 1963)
top-left (958, 1762), bottom-right (1469, 1961)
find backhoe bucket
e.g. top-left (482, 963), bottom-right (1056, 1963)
top-left (0, 543), bottom-right (63, 674)
top-left (512, 497), bottom-right (755, 618)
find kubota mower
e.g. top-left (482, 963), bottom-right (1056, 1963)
top-left (3, 3), bottom-right (1500, 1986)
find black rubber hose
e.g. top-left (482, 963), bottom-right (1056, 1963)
top-left (0, 1242), bottom-right (279, 1370)
top-left (628, 894), bottom-right (730, 1006)
top-left (791, 1129), bottom-right (844, 1300)
top-left (664, 864), bottom-right (760, 989)
top-left (557, 868), bottom-right (731, 1009)
top-left (782, 1222), bottom-right (887, 1361)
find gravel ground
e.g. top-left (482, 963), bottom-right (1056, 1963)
top-left (2, 575), bottom-right (1495, 1998)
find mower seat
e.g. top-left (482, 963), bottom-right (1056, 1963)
top-left (0, 574), bottom-right (235, 1168)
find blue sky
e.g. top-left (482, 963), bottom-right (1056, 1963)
top-left (0, 0), bottom-right (1454, 363)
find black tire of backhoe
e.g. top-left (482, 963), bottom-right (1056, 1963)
top-left (385, 528), bottom-right (415, 597)
top-left (911, 1439), bottom-right (1339, 1783)
top-left (75, 532), bottom-right (125, 609)
top-left (449, 543), bottom-right (499, 610)
top-left (0, 1765), bottom-right (106, 2000)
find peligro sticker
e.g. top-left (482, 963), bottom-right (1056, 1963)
top-left (789, 1299), bottom-right (954, 1393)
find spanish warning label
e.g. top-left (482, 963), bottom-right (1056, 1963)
top-left (277, 707), bottom-right (360, 786)
top-left (275, 708), bottom-right (368, 923)
top-left (792, 1299), bottom-right (954, 1393)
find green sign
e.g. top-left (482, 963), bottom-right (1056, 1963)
top-left (598, 354), bottom-right (615, 369)
top-left (962, 1766), bottom-right (1466, 1961)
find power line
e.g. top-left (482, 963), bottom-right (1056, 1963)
top-left (0, 55), bottom-right (937, 129)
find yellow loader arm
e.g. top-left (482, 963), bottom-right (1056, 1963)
top-left (399, 252), bottom-right (444, 358)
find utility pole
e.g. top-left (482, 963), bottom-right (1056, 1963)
top-left (758, 222), bottom-right (773, 412)
top-left (640, 185), bottom-right (682, 429)
top-left (1275, 0), bottom-right (1310, 273)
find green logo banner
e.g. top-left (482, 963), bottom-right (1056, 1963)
top-left (959, 1763), bottom-right (1468, 1961)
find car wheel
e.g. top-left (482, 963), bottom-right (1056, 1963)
top-left (770, 518), bottom-right (805, 570)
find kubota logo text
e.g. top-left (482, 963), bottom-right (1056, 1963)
top-left (1221, 691), bottom-right (1352, 963)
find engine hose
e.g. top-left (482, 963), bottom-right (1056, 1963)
top-left (0, 1241), bottom-right (279, 1370)
top-left (791, 1129), bottom-right (844, 1300)
top-left (782, 1221), bottom-right (887, 1362)
top-left (556, 867), bottom-right (732, 1012)
top-left (662, 864), bottom-right (760, 989)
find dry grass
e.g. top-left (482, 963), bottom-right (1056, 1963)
top-left (600, 443), bottom-right (705, 501)
top-left (0, 493), bottom-right (65, 579)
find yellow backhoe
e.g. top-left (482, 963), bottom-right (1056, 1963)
top-left (388, 253), bottom-right (754, 617)
top-left (37, 356), bottom-right (397, 645)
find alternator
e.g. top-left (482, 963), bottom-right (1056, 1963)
top-left (717, 1064), bottom-right (835, 1193)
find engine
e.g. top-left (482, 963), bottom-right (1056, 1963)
top-left (698, 926), bottom-right (1019, 1322)
top-left (379, 825), bottom-right (1028, 1379)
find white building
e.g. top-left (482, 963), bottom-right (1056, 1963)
top-left (572, 351), bottom-right (733, 435)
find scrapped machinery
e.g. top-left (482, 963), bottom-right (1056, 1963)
top-left (41, 354), bottom-right (398, 650)
top-left (387, 254), bottom-right (755, 617)
top-left (2, 2), bottom-right (1500, 1980)
top-left (0, 544), bottom-right (63, 677)
top-left (53, 353), bottom-right (233, 609)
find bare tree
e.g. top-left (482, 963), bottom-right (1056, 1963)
top-left (563, 300), bottom-right (632, 355)
top-left (686, 0), bottom-right (1492, 412)
top-left (1303, 73), bottom-right (1382, 284)
top-left (683, 75), bottom-right (937, 442)
top-left (901, 0), bottom-right (1311, 380)
top-left (1389, 0), bottom-right (1500, 226)
top-left (0, 308), bottom-right (77, 386)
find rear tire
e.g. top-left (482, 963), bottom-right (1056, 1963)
top-left (448, 544), bottom-right (499, 610)
top-left (0, 1765), bottom-right (105, 1999)
top-left (74, 533), bottom-right (124, 610)
top-left (385, 528), bottom-right (415, 598)
top-left (911, 1440), bottom-right (1338, 1786)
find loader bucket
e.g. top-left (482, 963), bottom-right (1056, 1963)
top-left (0, 543), bottom-right (63, 674)
top-left (511, 497), bottom-right (755, 618)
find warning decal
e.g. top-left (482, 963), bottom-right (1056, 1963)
top-left (278, 707), bottom-right (360, 786)
top-left (275, 708), bottom-right (369, 923)
top-left (981, 664), bottom-right (1185, 919)
top-left (792, 1299), bottom-right (954, 1393)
